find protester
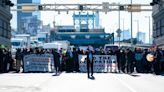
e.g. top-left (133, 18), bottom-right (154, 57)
top-left (134, 48), bottom-right (143, 73)
top-left (65, 48), bottom-right (73, 73)
top-left (100, 48), bottom-right (106, 55)
top-left (115, 49), bottom-right (121, 73)
top-left (142, 49), bottom-right (151, 73)
top-left (15, 49), bottom-right (22, 73)
top-left (152, 46), bottom-right (162, 75)
top-left (119, 49), bottom-right (126, 73)
top-left (125, 48), bottom-right (135, 74)
top-left (86, 46), bottom-right (94, 78)
top-left (72, 48), bottom-right (79, 72)
top-left (52, 49), bottom-right (60, 75)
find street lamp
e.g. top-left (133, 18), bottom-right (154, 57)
top-left (118, 4), bottom-right (121, 48)
top-left (134, 20), bottom-right (139, 44)
top-left (122, 19), bottom-right (125, 41)
top-left (145, 16), bottom-right (151, 44)
top-left (117, 4), bottom-right (124, 48)
top-left (130, 0), bottom-right (133, 47)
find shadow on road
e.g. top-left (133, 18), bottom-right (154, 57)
top-left (52, 72), bottom-right (62, 76)
top-left (129, 74), bottom-right (140, 77)
top-left (88, 76), bottom-right (95, 80)
top-left (160, 73), bottom-right (164, 76)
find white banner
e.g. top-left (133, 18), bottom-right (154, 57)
top-left (78, 55), bottom-right (118, 73)
top-left (23, 54), bottom-right (54, 72)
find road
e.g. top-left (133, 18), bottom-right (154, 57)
top-left (0, 73), bottom-right (163, 92)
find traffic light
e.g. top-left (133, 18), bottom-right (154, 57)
top-left (79, 5), bottom-right (83, 11)
top-left (150, 2), bottom-right (155, 6)
top-left (5, 0), bottom-right (14, 7)
top-left (119, 6), bottom-right (125, 10)
top-left (38, 5), bottom-right (43, 10)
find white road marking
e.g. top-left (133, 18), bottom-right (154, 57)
top-left (112, 74), bottom-right (137, 92)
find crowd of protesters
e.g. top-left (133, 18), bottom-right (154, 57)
top-left (97, 46), bottom-right (164, 75)
top-left (0, 45), bottom-right (164, 75)
top-left (0, 48), bottom-right (13, 73)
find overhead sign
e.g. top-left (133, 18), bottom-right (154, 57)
top-left (22, 4), bottom-right (37, 12)
top-left (102, 2), bottom-right (110, 13)
top-left (127, 4), bottom-right (141, 12)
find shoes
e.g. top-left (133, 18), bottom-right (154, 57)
top-left (16, 70), bottom-right (20, 73)
top-left (52, 73), bottom-right (59, 76)
top-left (88, 76), bottom-right (95, 80)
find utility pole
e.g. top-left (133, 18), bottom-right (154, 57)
top-left (137, 20), bottom-right (139, 44)
top-left (122, 19), bottom-right (124, 41)
top-left (117, 4), bottom-right (124, 48)
top-left (118, 5), bottom-right (121, 48)
top-left (149, 16), bottom-right (151, 44)
top-left (135, 20), bottom-right (139, 44)
top-left (130, 0), bottom-right (133, 47)
top-left (145, 16), bottom-right (151, 44)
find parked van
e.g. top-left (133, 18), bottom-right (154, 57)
top-left (104, 44), bottom-right (119, 52)
top-left (11, 38), bottom-right (26, 49)
top-left (43, 41), bottom-right (70, 50)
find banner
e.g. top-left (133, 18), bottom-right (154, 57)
top-left (23, 54), bottom-right (54, 72)
top-left (78, 55), bottom-right (118, 73)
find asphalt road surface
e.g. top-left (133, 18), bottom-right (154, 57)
top-left (0, 73), bottom-right (164, 92)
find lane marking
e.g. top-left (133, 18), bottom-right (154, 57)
top-left (112, 74), bottom-right (137, 92)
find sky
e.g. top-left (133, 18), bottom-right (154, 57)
top-left (10, 0), bottom-right (152, 43)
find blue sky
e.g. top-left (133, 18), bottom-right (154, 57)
top-left (11, 0), bottom-right (152, 43)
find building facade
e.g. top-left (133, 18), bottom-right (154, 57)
top-left (19, 16), bottom-right (41, 36)
top-left (115, 29), bottom-right (131, 41)
top-left (17, 0), bottom-right (40, 35)
top-left (0, 1), bottom-right (12, 48)
top-left (51, 26), bottom-right (114, 48)
top-left (136, 32), bottom-right (146, 44)
top-left (152, 0), bottom-right (164, 48)
top-left (50, 12), bottom-right (113, 48)
top-left (73, 12), bottom-right (100, 30)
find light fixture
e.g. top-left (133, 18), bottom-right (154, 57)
top-left (58, 11), bottom-right (60, 14)
top-left (66, 11), bottom-right (69, 14)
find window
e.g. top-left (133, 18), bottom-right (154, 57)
top-left (4, 29), bottom-right (7, 38)
top-left (162, 27), bottom-right (164, 35)
top-left (0, 0), bottom-right (3, 7)
top-left (153, 31), bottom-right (156, 38)
top-left (0, 27), bottom-right (2, 36)
top-left (157, 21), bottom-right (160, 29)
top-left (0, 21), bottom-right (10, 38)
top-left (161, 18), bottom-right (164, 26)
top-left (1, 0), bottom-right (6, 7)
top-left (7, 24), bottom-right (10, 31)
top-left (4, 22), bottom-right (7, 30)
top-left (0, 19), bottom-right (2, 27)
top-left (156, 29), bottom-right (160, 37)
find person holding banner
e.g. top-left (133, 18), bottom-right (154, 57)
top-left (86, 46), bottom-right (94, 78)
top-left (72, 48), bottom-right (80, 72)
top-left (119, 49), bottom-right (126, 73)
